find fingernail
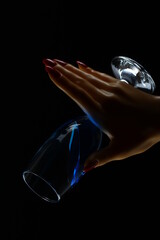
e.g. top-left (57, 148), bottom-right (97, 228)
top-left (43, 59), bottom-right (57, 67)
top-left (83, 159), bottom-right (99, 173)
top-left (53, 59), bottom-right (67, 66)
top-left (76, 61), bottom-right (88, 68)
top-left (45, 66), bottom-right (61, 79)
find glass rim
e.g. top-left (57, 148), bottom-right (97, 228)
top-left (23, 171), bottom-right (61, 203)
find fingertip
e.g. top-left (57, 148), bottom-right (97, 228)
top-left (45, 66), bottom-right (62, 79)
top-left (43, 58), bottom-right (56, 66)
top-left (76, 61), bottom-right (88, 68)
top-left (83, 159), bottom-right (99, 173)
top-left (53, 59), bottom-right (67, 66)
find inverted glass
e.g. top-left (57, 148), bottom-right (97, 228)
top-left (23, 115), bottom-right (102, 203)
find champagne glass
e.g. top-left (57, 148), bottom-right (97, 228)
top-left (23, 56), bottom-right (156, 203)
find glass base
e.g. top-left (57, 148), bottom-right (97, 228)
top-left (111, 56), bottom-right (156, 94)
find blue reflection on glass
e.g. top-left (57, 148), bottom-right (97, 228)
top-left (87, 114), bottom-right (101, 130)
top-left (68, 122), bottom-right (82, 186)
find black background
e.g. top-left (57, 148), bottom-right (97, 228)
top-left (3, 2), bottom-right (160, 239)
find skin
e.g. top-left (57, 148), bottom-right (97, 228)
top-left (43, 59), bottom-right (160, 170)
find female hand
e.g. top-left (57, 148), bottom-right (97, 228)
top-left (43, 59), bottom-right (160, 171)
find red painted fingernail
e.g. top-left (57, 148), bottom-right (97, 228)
top-left (76, 61), bottom-right (88, 68)
top-left (83, 159), bottom-right (98, 173)
top-left (43, 59), bottom-right (57, 67)
top-left (45, 66), bottom-right (61, 78)
top-left (53, 59), bottom-right (67, 66)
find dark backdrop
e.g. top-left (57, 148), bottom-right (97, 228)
top-left (3, 2), bottom-right (160, 239)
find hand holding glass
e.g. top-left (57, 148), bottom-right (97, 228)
top-left (23, 56), bottom-right (156, 203)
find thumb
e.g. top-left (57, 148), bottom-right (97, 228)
top-left (83, 140), bottom-right (123, 172)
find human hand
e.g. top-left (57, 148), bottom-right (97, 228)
top-left (43, 59), bottom-right (160, 171)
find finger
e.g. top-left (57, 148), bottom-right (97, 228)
top-left (44, 58), bottom-right (114, 91)
top-left (45, 66), bottom-right (100, 114)
top-left (77, 61), bottom-right (118, 83)
top-left (43, 59), bottom-right (104, 101)
top-left (43, 58), bottom-right (57, 67)
top-left (83, 139), bottom-right (127, 172)
top-left (52, 63), bottom-right (105, 101)
top-left (55, 59), bottom-right (114, 90)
